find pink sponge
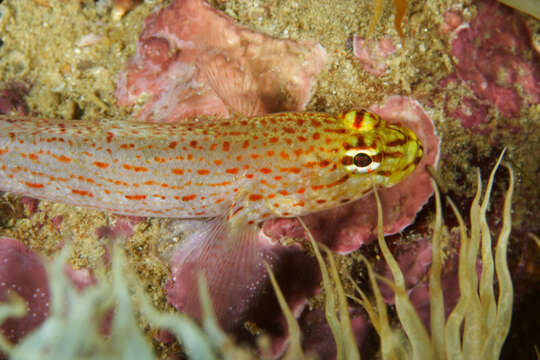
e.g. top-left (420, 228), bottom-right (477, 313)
top-left (0, 238), bottom-right (50, 345)
top-left (116, 0), bottom-right (327, 122)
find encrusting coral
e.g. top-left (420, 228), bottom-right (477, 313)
top-left (115, 0), bottom-right (327, 122)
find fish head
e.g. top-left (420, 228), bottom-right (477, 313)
top-left (334, 109), bottom-right (424, 197)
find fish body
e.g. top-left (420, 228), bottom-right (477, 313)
top-left (0, 110), bottom-right (422, 225)
top-left (0, 110), bottom-right (423, 322)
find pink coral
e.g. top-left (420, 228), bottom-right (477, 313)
top-left (166, 236), bottom-right (321, 334)
top-left (299, 308), bottom-right (369, 359)
top-left (440, 11), bottom-right (463, 34)
top-left (263, 96), bottom-right (440, 253)
top-left (0, 238), bottom-right (115, 348)
top-left (0, 238), bottom-right (49, 345)
top-left (95, 215), bottom-right (145, 241)
top-left (0, 81), bottom-right (30, 116)
top-left (115, 0), bottom-right (327, 122)
top-left (352, 37), bottom-right (396, 76)
top-left (443, 0), bottom-right (540, 130)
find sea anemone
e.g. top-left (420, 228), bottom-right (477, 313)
top-left (347, 150), bottom-right (514, 359)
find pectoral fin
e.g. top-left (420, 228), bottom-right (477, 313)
top-left (166, 216), bottom-right (273, 330)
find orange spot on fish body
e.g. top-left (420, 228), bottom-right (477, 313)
top-left (168, 141), bottom-right (178, 149)
top-left (172, 168), bottom-right (184, 175)
top-left (281, 167), bottom-right (301, 174)
top-left (283, 127), bottom-right (295, 134)
top-left (269, 137), bottom-right (278, 144)
top-left (123, 164), bottom-right (148, 172)
top-left (214, 159), bottom-right (223, 165)
top-left (222, 141), bottom-right (230, 151)
top-left (93, 161), bottom-right (109, 169)
top-left (55, 154), bottom-right (72, 163)
top-left (226, 168), bottom-right (239, 174)
top-left (319, 160), bottom-right (331, 167)
top-left (249, 194), bottom-right (263, 201)
top-left (325, 128), bottom-right (346, 134)
top-left (25, 182), bottom-right (44, 189)
top-left (260, 168), bottom-right (272, 174)
top-left (28, 153), bottom-right (40, 164)
top-left (182, 194), bottom-right (197, 201)
top-left (73, 189), bottom-right (94, 198)
top-left (125, 194), bottom-right (146, 200)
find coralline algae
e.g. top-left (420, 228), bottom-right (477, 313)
top-left (115, 0), bottom-right (327, 122)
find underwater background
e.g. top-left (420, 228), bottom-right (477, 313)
top-left (0, 0), bottom-right (538, 359)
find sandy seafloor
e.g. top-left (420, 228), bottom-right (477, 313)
top-left (0, 0), bottom-right (539, 358)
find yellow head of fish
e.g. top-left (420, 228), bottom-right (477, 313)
top-left (296, 109), bottom-right (424, 213)
top-left (338, 109), bottom-right (423, 186)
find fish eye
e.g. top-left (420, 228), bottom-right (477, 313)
top-left (343, 149), bottom-right (381, 174)
top-left (353, 153), bottom-right (372, 167)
